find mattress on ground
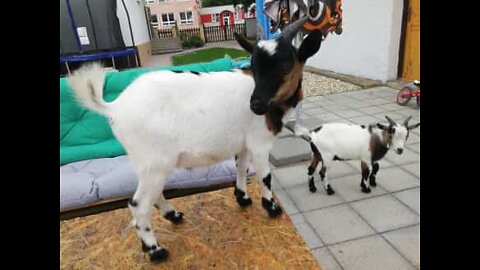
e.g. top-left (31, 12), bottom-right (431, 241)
top-left (60, 155), bottom-right (255, 211)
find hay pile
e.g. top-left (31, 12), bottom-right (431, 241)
top-left (60, 182), bottom-right (321, 270)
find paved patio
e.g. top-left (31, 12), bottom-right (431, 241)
top-left (270, 86), bottom-right (420, 270)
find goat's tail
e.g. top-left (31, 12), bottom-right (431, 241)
top-left (294, 124), bottom-right (312, 142)
top-left (67, 62), bottom-right (111, 116)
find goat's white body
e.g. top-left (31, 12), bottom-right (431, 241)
top-left (97, 70), bottom-right (274, 171)
top-left (310, 123), bottom-right (372, 161)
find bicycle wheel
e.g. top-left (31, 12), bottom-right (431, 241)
top-left (397, 87), bottom-right (412, 105)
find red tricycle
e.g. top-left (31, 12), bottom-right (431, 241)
top-left (397, 80), bottom-right (420, 107)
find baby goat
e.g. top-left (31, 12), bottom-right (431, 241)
top-left (67, 18), bottom-right (324, 263)
top-left (296, 116), bottom-right (420, 194)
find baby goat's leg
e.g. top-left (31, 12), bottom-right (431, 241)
top-left (360, 161), bottom-right (371, 193)
top-left (307, 153), bottom-right (320, 193)
top-left (234, 150), bottom-right (253, 207)
top-left (319, 157), bottom-right (335, 195)
top-left (251, 151), bottom-right (282, 217)
top-left (129, 171), bottom-right (170, 262)
top-left (369, 162), bottom-right (379, 187)
top-left (155, 194), bottom-right (183, 224)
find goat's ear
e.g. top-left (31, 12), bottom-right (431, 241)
top-left (407, 122), bottom-right (420, 130)
top-left (298, 30), bottom-right (323, 63)
top-left (234, 33), bottom-right (254, 54)
top-left (377, 123), bottom-right (389, 130)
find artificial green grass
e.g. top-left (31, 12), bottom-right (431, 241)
top-left (172, 47), bottom-right (249, 66)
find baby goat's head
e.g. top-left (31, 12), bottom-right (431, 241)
top-left (377, 116), bottom-right (420, 155)
top-left (235, 17), bottom-right (323, 115)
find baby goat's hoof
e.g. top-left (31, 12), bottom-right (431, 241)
top-left (234, 187), bottom-right (253, 207)
top-left (262, 198), bottom-right (283, 218)
top-left (361, 185), bottom-right (371, 193)
top-left (369, 178), bottom-right (377, 187)
top-left (325, 185), bottom-right (335, 195)
top-left (149, 248), bottom-right (170, 263)
top-left (164, 210), bottom-right (184, 224)
top-left (309, 184), bottom-right (317, 193)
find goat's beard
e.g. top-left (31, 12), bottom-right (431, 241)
top-left (265, 102), bottom-right (285, 135)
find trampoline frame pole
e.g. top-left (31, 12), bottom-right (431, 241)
top-left (66, 0), bottom-right (83, 54)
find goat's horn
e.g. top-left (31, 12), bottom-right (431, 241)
top-left (403, 115), bottom-right (412, 127)
top-left (385, 115), bottom-right (396, 126)
top-left (280, 16), bottom-right (309, 42)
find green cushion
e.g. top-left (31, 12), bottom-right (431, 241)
top-left (60, 57), bottom-right (234, 165)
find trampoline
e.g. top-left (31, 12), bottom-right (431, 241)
top-left (60, 0), bottom-right (140, 76)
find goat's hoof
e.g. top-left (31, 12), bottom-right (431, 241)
top-left (361, 186), bottom-right (371, 193)
top-left (237, 197), bottom-right (253, 207)
top-left (234, 187), bottom-right (252, 207)
top-left (149, 248), bottom-right (169, 263)
top-left (309, 185), bottom-right (317, 193)
top-left (164, 210), bottom-right (184, 224)
top-left (326, 185), bottom-right (335, 195)
top-left (262, 198), bottom-right (283, 218)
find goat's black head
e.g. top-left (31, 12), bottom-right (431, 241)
top-left (235, 17), bottom-right (323, 115)
top-left (377, 115), bottom-right (420, 155)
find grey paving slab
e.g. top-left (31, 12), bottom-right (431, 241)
top-left (329, 235), bottom-right (416, 270)
top-left (406, 142), bottom-right (420, 154)
top-left (350, 195), bottom-right (420, 232)
top-left (401, 162), bottom-right (420, 178)
top-left (304, 107), bottom-right (328, 117)
top-left (334, 109), bottom-right (365, 118)
top-left (382, 225), bottom-right (420, 268)
top-left (384, 148), bottom-right (420, 166)
top-left (286, 184), bottom-right (345, 211)
top-left (274, 189), bottom-right (299, 215)
top-left (269, 137), bottom-right (311, 166)
top-left (406, 132), bottom-right (420, 145)
top-left (332, 174), bottom-right (388, 202)
top-left (311, 248), bottom-right (343, 270)
top-left (304, 204), bottom-right (375, 245)
top-left (356, 106), bottom-right (385, 115)
top-left (376, 167), bottom-right (420, 192)
top-left (393, 188), bottom-right (420, 215)
top-left (348, 115), bottom-right (381, 125)
top-left (345, 100), bottom-right (372, 109)
top-left (288, 213), bottom-right (325, 249)
top-left (272, 163), bottom-right (310, 189)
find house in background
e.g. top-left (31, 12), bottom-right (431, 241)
top-left (199, 5), bottom-right (248, 27)
top-left (145, 0), bottom-right (201, 29)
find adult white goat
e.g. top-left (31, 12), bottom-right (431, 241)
top-left (296, 115), bottom-right (420, 194)
top-left (67, 17), bottom-right (323, 262)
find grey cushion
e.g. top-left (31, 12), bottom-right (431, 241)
top-left (60, 155), bottom-right (255, 210)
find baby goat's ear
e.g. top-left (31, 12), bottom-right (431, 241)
top-left (377, 123), bottom-right (389, 130)
top-left (407, 122), bottom-right (420, 130)
top-left (235, 33), bottom-right (254, 54)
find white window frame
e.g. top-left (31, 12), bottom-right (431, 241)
top-left (211, 13), bottom-right (220, 23)
top-left (161, 13), bottom-right (176, 26)
top-left (223, 12), bottom-right (230, 25)
top-left (150, 14), bottom-right (159, 27)
top-left (158, 0), bottom-right (167, 3)
top-left (179, 11), bottom-right (193, 25)
top-left (145, 0), bottom-right (156, 5)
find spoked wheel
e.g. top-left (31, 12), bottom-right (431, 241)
top-left (416, 95), bottom-right (420, 107)
top-left (397, 87), bottom-right (412, 105)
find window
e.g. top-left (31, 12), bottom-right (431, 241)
top-left (179, 11), bottom-right (193, 24)
top-left (161, 13), bottom-right (175, 26)
top-left (234, 11), bottom-right (240, 20)
top-left (158, 0), bottom-right (167, 3)
top-left (150, 14), bottom-right (158, 27)
top-left (211, 13), bottom-right (220, 23)
top-left (145, 0), bottom-right (156, 4)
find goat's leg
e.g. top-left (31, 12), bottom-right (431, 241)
top-left (251, 152), bottom-right (282, 218)
top-left (129, 172), bottom-right (170, 262)
top-left (155, 194), bottom-right (183, 224)
top-left (319, 157), bottom-right (335, 195)
top-left (234, 150), bottom-right (253, 207)
top-left (360, 161), bottom-right (371, 193)
top-left (307, 153), bottom-right (320, 193)
top-left (369, 162), bottom-right (379, 187)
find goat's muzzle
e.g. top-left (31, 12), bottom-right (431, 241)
top-left (250, 98), bottom-right (270, 115)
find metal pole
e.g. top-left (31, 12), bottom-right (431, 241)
top-left (65, 0), bottom-right (83, 53)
